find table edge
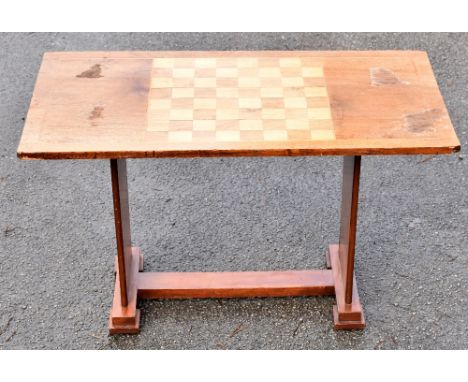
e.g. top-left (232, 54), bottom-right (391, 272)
top-left (41, 50), bottom-right (431, 59)
top-left (17, 143), bottom-right (461, 160)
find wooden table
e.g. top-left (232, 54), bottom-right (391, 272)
top-left (17, 51), bottom-right (460, 334)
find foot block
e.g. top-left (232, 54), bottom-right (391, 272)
top-left (332, 306), bottom-right (365, 330)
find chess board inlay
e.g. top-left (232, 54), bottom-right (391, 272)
top-left (147, 57), bottom-right (335, 143)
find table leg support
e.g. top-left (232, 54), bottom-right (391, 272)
top-left (108, 159), bottom-right (142, 334)
top-left (330, 156), bottom-right (365, 329)
top-left (107, 157), bottom-right (365, 334)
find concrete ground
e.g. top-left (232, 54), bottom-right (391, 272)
top-left (0, 33), bottom-right (466, 349)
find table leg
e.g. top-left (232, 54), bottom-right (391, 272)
top-left (328, 156), bottom-right (366, 329)
top-left (108, 159), bottom-right (142, 334)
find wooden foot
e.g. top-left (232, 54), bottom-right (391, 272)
top-left (109, 247), bottom-right (142, 335)
top-left (109, 309), bottom-right (141, 334)
top-left (328, 244), bottom-right (365, 330)
top-left (332, 306), bottom-right (365, 329)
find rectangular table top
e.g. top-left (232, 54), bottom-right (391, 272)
top-left (17, 51), bottom-right (460, 159)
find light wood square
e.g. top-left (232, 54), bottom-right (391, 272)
top-left (194, 109), bottom-right (216, 120)
top-left (239, 88), bottom-right (261, 98)
top-left (216, 88), bottom-right (239, 98)
top-left (240, 130), bottom-right (264, 141)
top-left (149, 109), bottom-right (170, 120)
top-left (239, 67), bottom-right (258, 77)
top-left (172, 78), bottom-right (194, 88)
top-left (194, 98), bottom-right (216, 109)
top-left (286, 119), bottom-right (309, 130)
top-left (307, 97), bottom-right (331, 108)
top-left (216, 131), bottom-right (241, 141)
top-left (310, 130), bottom-right (336, 140)
top-left (193, 120), bottom-right (216, 131)
top-left (264, 130), bottom-right (288, 141)
top-left (304, 87), bottom-right (328, 97)
top-left (262, 120), bottom-right (286, 130)
top-left (168, 131), bottom-right (193, 142)
top-left (153, 58), bottom-right (173, 68)
top-left (194, 88), bottom-right (217, 98)
top-left (216, 109), bottom-right (239, 120)
top-left (172, 58), bottom-right (194, 68)
top-left (237, 58), bottom-right (258, 68)
top-left (261, 88), bottom-right (283, 98)
top-left (239, 108), bottom-right (262, 120)
top-left (172, 88), bottom-right (194, 98)
top-left (260, 78), bottom-right (282, 88)
top-left (308, 108), bottom-right (332, 120)
top-left (262, 108), bottom-right (285, 119)
top-left (282, 77), bottom-right (304, 87)
top-left (173, 68), bottom-right (195, 78)
top-left (216, 68), bottom-right (239, 77)
top-left (310, 119), bottom-right (334, 130)
top-left (153, 68), bottom-right (172, 77)
top-left (170, 109), bottom-right (193, 121)
top-left (216, 58), bottom-right (236, 68)
top-left (149, 99), bottom-right (171, 110)
top-left (284, 97), bottom-right (307, 108)
top-left (286, 108), bottom-right (308, 119)
top-left (279, 58), bottom-right (301, 67)
top-left (147, 120), bottom-right (170, 132)
top-left (239, 120), bottom-right (263, 131)
top-left (238, 77), bottom-right (261, 88)
top-left (302, 67), bottom-right (324, 77)
top-left (258, 67), bottom-right (281, 77)
top-left (283, 87), bottom-right (304, 97)
top-left (192, 131), bottom-right (216, 141)
top-left (194, 58), bottom-right (216, 68)
top-left (194, 78), bottom-right (216, 88)
top-left (239, 98), bottom-right (262, 108)
top-left (151, 77), bottom-right (173, 88)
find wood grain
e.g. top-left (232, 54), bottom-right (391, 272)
top-left (328, 244), bottom-right (365, 329)
top-left (17, 51), bottom-right (460, 159)
top-left (339, 156), bottom-right (361, 304)
top-left (147, 56), bottom-right (334, 143)
top-left (110, 159), bottom-right (133, 307)
top-left (137, 269), bottom-right (335, 299)
top-left (109, 247), bottom-right (141, 333)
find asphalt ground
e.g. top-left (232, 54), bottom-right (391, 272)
top-left (0, 33), bottom-right (466, 349)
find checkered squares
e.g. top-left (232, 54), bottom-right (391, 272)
top-left (147, 57), bottom-right (335, 143)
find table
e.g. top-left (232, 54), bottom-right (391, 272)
top-left (17, 51), bottom-right (460, 334)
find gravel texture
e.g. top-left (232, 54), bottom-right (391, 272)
top-left (0, 33), bottom-right (466, 349)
